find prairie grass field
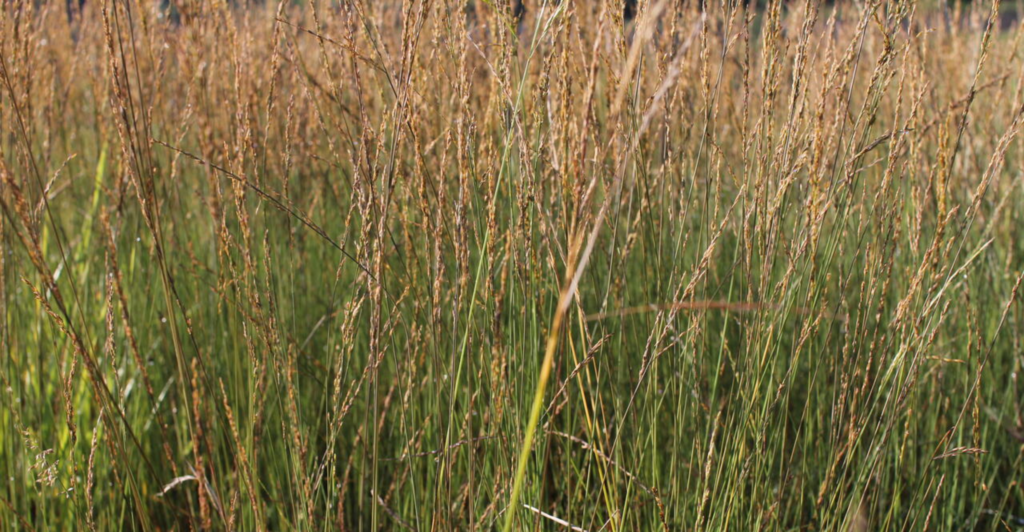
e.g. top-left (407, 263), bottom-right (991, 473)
top-left (3, 0), bottom-right (1024, 529)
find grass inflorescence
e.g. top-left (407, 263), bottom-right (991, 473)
top-left (2, 0), bottom-right (1024, 529)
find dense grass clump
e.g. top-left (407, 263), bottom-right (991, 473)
top-left (2, 0), bottom-right (1024, 529)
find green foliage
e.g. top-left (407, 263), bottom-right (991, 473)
top-left (1, 0), bottom-right (1023, 530)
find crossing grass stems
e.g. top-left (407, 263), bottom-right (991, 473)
top-left (2, 0), bottom-right (1024, 530)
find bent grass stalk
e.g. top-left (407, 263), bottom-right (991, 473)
top-left (4, 0), bottom-right (1024, 529)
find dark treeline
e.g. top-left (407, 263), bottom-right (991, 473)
top-left (64, 0), bottom-right (640, 27)
top-left (64, 0), bottom-right (1017, 31)
top-left (512, 0), bottom-right (639, 23)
